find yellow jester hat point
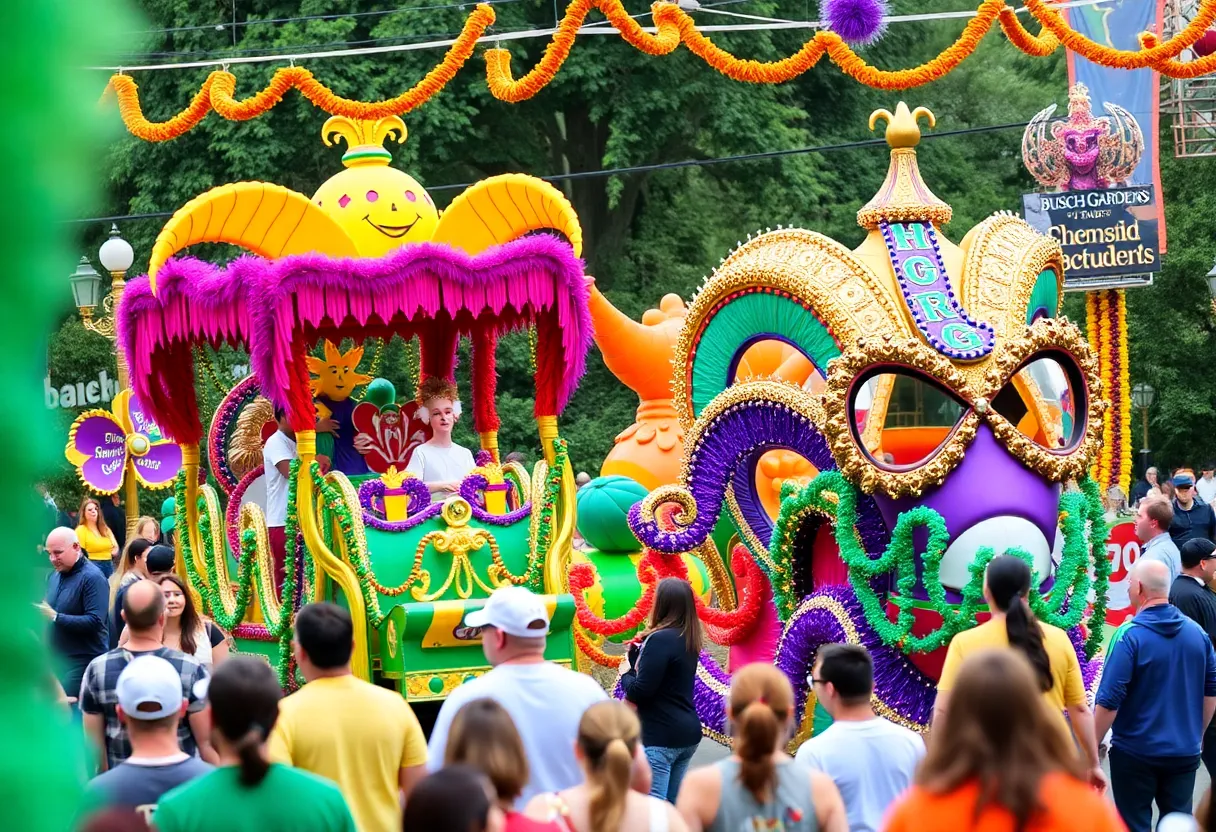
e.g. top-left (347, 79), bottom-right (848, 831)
top-left (145, 117), bottom-right (584, 293)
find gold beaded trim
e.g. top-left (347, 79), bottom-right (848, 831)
top-left (820, 317), bottom-right (1105, 498)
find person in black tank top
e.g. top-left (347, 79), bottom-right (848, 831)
top-left (621, 578), bottom-right (703, 804)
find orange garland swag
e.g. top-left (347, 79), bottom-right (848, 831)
top-left (106, 4), bottom-right (495, 142)
top-left (105, 0), bottom-right (1216, 139)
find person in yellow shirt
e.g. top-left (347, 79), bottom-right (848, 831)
top-left (269, 603), bottom-right (427, 832)
top-left (76, 496), bottom-right (119, 578)
top-left (933, 555), bottom-right (1105, 792)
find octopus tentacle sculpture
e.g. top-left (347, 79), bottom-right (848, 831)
top-left (606, 101), bottom-right (1111, 740)
top-left (1022, 82), bottom-right (1144, 192)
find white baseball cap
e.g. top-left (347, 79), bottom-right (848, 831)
top-left (116, 655), bottom-right (185, 720)
top-left (464, 586), bottom-right (551, 638)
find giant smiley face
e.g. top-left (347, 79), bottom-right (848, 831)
top-left (312, 165), bottom-right (439, 258)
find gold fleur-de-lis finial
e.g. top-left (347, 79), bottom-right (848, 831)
top-left (322, 115), bottom-right (408, 168)
top-left (869, 102), bottom-right (935, 149)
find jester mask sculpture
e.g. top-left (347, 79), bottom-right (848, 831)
top-left (1022, 82), bottom-right (1143, 192)
top-left (614, 103), bottom-right (1111, 737)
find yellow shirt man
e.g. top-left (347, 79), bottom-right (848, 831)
top-left (270, 675), bottom-right (427, 832)
top-left (937, 617), bottom-right (1086, 744)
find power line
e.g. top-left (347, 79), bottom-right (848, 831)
top-left (127, 0), bottom-right (524, 37)
top-left (89, 0), bottom-right (1110, 73)
top-left (72, 119), bottom-right (1032, 227)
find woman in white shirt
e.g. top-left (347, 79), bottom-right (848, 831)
top-left (406, 377), bottom-right (476, 500)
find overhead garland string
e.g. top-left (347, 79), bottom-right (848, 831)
top-left (103, 0), bottom-right (1216, 142)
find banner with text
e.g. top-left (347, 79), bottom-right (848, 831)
top-left (1022, 185), bottom-right (1160, 291)
top-left (1066, 0), bottom-right (1166, 252)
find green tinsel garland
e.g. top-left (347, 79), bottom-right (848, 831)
top-left (174, 464), bottom-right (304, 687)
top-left (772, 471), bottom-right (1111, 656)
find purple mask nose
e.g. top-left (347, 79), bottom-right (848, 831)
top-left (871, 422), bottom-right (1062, 599)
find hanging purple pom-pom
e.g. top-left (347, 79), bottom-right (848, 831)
top-left (822, 0), bottom-right (888, 45)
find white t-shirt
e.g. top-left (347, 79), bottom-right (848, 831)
top-left (262, 430), bottom-right (297, 527)
top-left (405, 440), bottom-right (477, 499)
top-left (794, 716), bottom-right (925, 832)
top-left (1198, 475), bottom-right (1216, 506)
top-left (427, 661), bottom-right (608, 805)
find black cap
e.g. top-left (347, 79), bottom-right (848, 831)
top-left (146, 544), bottom-right (176, 574)
top-left (1180, 538), bottom-right (1216, 569)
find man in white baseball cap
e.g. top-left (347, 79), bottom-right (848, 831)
top-left (83, 656), bottom-right (212, 828)
top-left (427, 585), bottom-right (607, 804)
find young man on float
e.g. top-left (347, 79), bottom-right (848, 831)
top-left (405, 377), bottom-right (476, 500)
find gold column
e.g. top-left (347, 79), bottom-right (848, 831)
top-left (537, 415), bottom-right (558, 465)
top-left (478, 430), bottom-right (500, 462)
top-left (108, 269), bottom-right (139, 541)
top-left (176, 443), bottom-right (206, 614)
top-left (294, 430), bottom-right (371, 680)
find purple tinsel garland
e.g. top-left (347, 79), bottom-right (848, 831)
top-left (358, 475), bottom-right (531, 531)
top-left (629, 398), bottom-right (888, 556)
top-left (207, 375), bottom-right (262, 495)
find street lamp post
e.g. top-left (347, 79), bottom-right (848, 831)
top-left (1207, 258), bottom-right (1216, 316)
top-left (1131, 382), bottom-right (1155, 477)
top-left (72, 225), bottom-right (138, 537)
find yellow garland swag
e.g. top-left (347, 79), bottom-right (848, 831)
top-left (104, 0), bottom-right (1216, 142)
top-left (1086, 289), bottom-right (1132, 498)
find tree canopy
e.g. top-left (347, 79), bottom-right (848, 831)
top-left (46, 0), bottom-right (1216, 508)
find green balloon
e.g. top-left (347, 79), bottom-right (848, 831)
top-left (575, 475), bottom-right (649, 553)
top-left (363, 377), bottom-right (397, 410)
top-left (161, 515), bottom-right (176, 534)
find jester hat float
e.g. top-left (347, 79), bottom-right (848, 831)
top-left (600, 103), bottom-right (1110, 739)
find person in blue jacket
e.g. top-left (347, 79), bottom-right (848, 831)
top-left (1095, 557), bottom-right (1216, 832)
top-left (39, 527), bottom-right (109, 702)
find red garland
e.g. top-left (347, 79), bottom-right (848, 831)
top-left (569, 545), bottom-right (766, 645)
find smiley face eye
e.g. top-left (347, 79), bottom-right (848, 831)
top-left (338, 194), bottom-right (351, 209)
top-left (405, 191), bottom-right (417, 203)
top-left (366, 190), bottom-right (379, 203)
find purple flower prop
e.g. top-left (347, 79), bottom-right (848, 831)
top-left (822, 0), bottom-right (888, 45)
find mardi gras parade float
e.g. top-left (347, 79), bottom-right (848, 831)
top-left (573, 101), bottom-right (1113, 743)
top-left (116, 115), bottom-right (719, 695)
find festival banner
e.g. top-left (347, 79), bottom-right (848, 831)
top-left (1022, 185), bottom-right (1161, 290)
top-left (1066, 0), bottom-right (1167, 252)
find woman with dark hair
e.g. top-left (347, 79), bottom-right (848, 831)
top-left (158, 574), bottom-right (228, 668)
top-left (886, 650), bottom-right (1123, 831)
top-left (620, 577), bottom-right (703, 803)
top-left (117, 575), bottom-right (229, 668)
top-left (403, 765), bottom-right (506, 832)
top-left (445, 698), bottom-right (564, 831)
top-left (153, 657), bottom-right (356, 832)
top-left (677, 664), bottom-right (846, 832)
top-left (935, 555), bottom-right (1104, 790)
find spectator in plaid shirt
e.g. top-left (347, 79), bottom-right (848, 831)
top-left (80, 580), bottom-right (217, 772)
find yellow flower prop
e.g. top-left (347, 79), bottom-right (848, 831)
top-left (103, 0), bottom-right (1216, 141)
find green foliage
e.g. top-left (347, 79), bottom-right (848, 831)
top-left (49, 0), bottom-right (1208, 484)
